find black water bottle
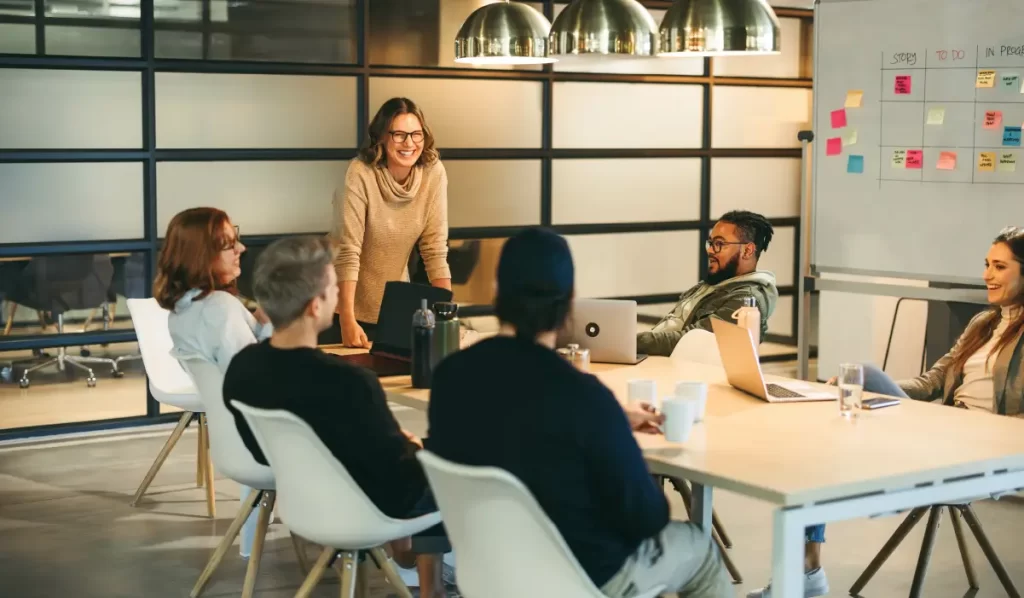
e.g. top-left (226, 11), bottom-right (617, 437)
top-left (411, 299), bottom-right (435, 389)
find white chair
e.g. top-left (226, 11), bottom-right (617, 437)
top-left (417, 451), bottom-right (665, 598)
top-left (231, 400), bottom-right (442, 598)
top-left (670, 328), bottom-right (723, 367)
top-left (181, 357), bottom-right (284, 598)
top-left (126, 298), bottom-right (215, 517)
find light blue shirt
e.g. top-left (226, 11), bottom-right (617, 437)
top-left (168, 289), bottom-right (273, 373)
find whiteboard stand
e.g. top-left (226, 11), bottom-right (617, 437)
top-left (797, 129), bottom-right (814, 381)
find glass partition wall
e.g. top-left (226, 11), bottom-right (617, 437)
top-left (0, 0), bottom-right (813, 436)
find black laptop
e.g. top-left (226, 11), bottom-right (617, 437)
top-left (340, 281), bottom-right (453, 377)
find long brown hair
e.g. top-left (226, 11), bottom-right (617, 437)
top-left (357, 97), bottom-right (439, 168)
top-left (153, 207), bottom-right (238, 310)
top-left (948, 227), bottom-right (1024, 377)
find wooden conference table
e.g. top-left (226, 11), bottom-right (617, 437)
top-left (322, 345), bottom-right (1024, 598)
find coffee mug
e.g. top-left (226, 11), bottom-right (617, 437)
top-left (661, 397), bottom-right (698, 443)
top-left (674, 381), bottom-right (708, 422)
top-left (627, 379), bottom-right (658, 407)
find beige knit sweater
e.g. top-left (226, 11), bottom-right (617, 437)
top-left (331, 158), bottom-right (451, 324)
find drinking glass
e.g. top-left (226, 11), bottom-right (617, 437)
top-left (838, 363), bottom-right (864, 417)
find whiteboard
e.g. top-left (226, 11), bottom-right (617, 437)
top-left (811, 0), bottom-right (1024, 284)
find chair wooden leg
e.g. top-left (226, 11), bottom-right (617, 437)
top-left (295, 547), bottom-right (336, 598)
top-left (291, 532), bottom-right (312, 576)
top-left (239, 490), bottom-right (276, 598)
top-left (190, 490), bottom-right (261, 598)
top-left (960, 505), bottom-right (1021, 598)
top-left (949, 506), bottom-right (979, 589)
top-left (336, 551), bottom-right (359, 598)
top-left (130, 412), bottom-right (192, 507)
top-left (850, 506), bottom-right (929, 595)
top-left (2, 301), bottom-right (15, 336)
top-left (196, 415), bottom-right (205, 487)
top-left (909, 507), bottom-right (944, 598)
top-left (714, 529), bottom-right (743, 583)
top-left (370, 547), bottom-right (414, 598)
top-left (201, 415), bottom-right (216, 519)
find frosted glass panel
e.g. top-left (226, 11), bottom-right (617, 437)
top-left (554, 82), bottom-right (703, 148)
top-left (768, 295), bottom-right (794, 336)
top-left (157, 161), bottom-right (345, 236)
top-left (370, 78), bottom-right (542, 148)
top-left (0, 23), bottom-right (34, 54)
top-left (0, 163), bottom-right (143, 243)
top-left (711, 158), bottom-right (801, 218)
top-left (156, 73), bottom-right (357, 148)
top-left (757, 226), bottom-right (795, 288)
top-left (0, 69), bottom-right (142, 149)
top-left (552, 159), bottom-right (701, 224)
top-left (712, 86), bottom-right (811, 148)
top-left (712, 18), bottom-right (803, 78)
top-left (445, 160), bottom-right (541, 228)
top-left (46, 25), bottom-right (140, 57)
top-left (568, 231), bottom-right (698, 298)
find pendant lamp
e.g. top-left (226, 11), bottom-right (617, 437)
top-left (659, 0), bottom-right (781, 56)
top-left (454, 1), bottom-right (555, 65)
top-left (549, 0), bottom-right (659, 58)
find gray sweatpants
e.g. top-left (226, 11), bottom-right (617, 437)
top-left (601, 521), bottom-right (732, 598)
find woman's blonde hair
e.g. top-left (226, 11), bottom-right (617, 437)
top-left (357, 97), bottom-right (439, 168)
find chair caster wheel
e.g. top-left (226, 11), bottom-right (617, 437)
top-left (19, 379), bottom-right (29, 389)
top-left (112, 370), bottom-right (124, 379)
top-left (80, 348), bottom-right (92, 357)
top-left (86, 377), bottom-right (97, 388)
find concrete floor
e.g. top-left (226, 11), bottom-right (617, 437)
top-left (1, 404), bottom-right (1021, 598)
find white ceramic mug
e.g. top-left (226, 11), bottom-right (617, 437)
top-left (661, 397), bottom-right (698, 443)
top-left (627, 379), bottom-right (658, 407)
top-left (674, 381), bottom-right (708, 422)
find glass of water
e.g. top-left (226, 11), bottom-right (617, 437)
top-left (838, 363), bottom-right (864, 417)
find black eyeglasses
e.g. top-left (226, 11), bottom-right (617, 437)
top-left (705, 238), bottom-right (748, 254)
top-left (389, 130), bottom-right (425, 144)
top-left (220, 225), bottom-right (241, 251)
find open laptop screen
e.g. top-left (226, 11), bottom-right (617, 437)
top-left (372, 281), bottom-right (453, 358)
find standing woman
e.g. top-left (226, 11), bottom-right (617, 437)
top-left (324, 97), bottom-right (451, 347)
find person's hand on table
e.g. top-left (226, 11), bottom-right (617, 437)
top-left (402, 429), bottom-right (423, 448)
top-left (626, 402), bottom-right (665, 435)
top-left (826, 376), bottom-right (838, 386)
top-left (341, 319), bottom-right (370, 348)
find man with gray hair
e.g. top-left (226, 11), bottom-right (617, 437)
top-left (222, 235), bottom-right (449, 598)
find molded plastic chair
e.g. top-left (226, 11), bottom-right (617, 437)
top-left (231, 400), bottom-right (441, 598)
top-left (181, 357), bottom-right (279, 598)
top-left (670, 328), bottom-right (723, 367)
top-left (125, 298), bottom-right (215, 517)
top-left (417, 450), bottom-right (665, 598)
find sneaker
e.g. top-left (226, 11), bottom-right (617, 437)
top-left (746, 567), bottom-right (829, 598)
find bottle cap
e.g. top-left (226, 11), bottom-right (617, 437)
top-left (433, 302), bottom-right (458, 319)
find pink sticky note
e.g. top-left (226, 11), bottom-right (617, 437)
top-left (984, 110), bottom-right (1003, 130)
top-left (894, 75), bottom-right (912, 95)
top-left (826, 137), bottom-right (843, 156)
top-left (831, 108), bottom-right (848, 129)
top-left (906, 149), bottom-right (924, 169)
top-left (937, 151), bottom-right (957, 170)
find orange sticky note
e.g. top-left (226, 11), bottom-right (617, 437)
top-left (978, 152), bottom-right (996, 172)
top-left (984, 110), bottom-right (1003, 129)
top-left (937, 151), bottom-right (957, 170)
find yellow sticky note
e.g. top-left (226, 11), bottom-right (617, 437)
top-left (843, 129), bottom-right (858, 146)
top-left (927, 107), bottom-right (945, 125)
top-left (977, 70), bottom-right (997, 88)
top-left (845, 90), bottom-right (864, 108)
top-left (978, 152), bottom-right (996, 172)
top-left (892, 149), bottom-right (907, 168)
top-left (999, 152), bottom-right (1017, 172)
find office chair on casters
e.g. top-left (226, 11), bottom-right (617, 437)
top-left (6, 255), bottom-right (120, 388)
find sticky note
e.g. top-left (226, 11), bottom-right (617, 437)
top-left (979, 152), bottom-right (996, 172)
top-left (927, 107), bottom-right (945, 125)
top-left (892, 149), bottom-right (907, 168)
top-left (845, 90), bottom-right (863, 108)
top-left (1003, 74), bottom-right (1020, 90)
top-left (894, 75), bottom-right (912, 95)
top-left (906, 149), bottom-right (924, 169)
top-left (847, 155), bottom-right (865, 174)
top-left (826, 137), bottom-right (842, 156)
top-left (977, 70), bottom-right (997, 88)
top-left (937, 151), bottom-right (957, 170)
top-left (984, 110), bottom-right (1003, 129)
top-left (831, 108), bottom-right (847, 129)
top-left (999, 152), bottom-right (1017, 172)
top-left (842, 129), bottom-right (858, 147)
top-left (1004, 126), bottom-right (1022, 146)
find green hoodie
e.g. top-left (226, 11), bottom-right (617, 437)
top-left (636, 271), bottom-right (779, 357)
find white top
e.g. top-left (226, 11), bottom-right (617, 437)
top-left (955, 306), bottom-right (1017, 411)
top-left (168, 289), bottom-right (273, 374)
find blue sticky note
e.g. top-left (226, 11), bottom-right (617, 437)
top-left (847, 154), bottom-right (865, 173)
top-left (1003, 126), bottom-right (1022, 147)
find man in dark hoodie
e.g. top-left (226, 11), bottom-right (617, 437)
top-left (638, 210), bottom-right (779, 357)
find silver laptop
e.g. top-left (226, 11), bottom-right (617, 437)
top-left (558, 299), bottom-right (648, 365)
top-left (711, 318), bottom-right (834, 403)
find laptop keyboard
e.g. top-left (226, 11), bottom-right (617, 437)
top-left (766, 383), bottom-right (804, 399)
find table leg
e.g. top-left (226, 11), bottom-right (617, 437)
top-left (690, 482), bottom-right (713, 537)
top-left (772, 508), bottom-right (805, 598)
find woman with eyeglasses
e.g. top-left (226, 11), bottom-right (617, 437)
top-left (154, 206), bottom-right (269, 559)
top-left (323, 97), bottom-right (451, 347)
